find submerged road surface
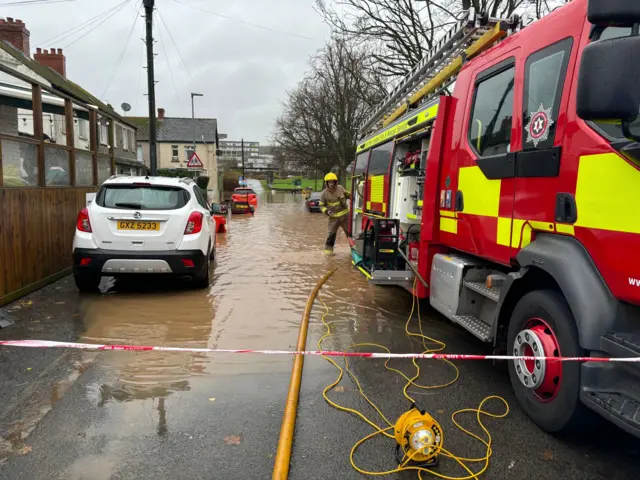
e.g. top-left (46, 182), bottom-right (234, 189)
top-left (1, 191), bottom-right (639, 479)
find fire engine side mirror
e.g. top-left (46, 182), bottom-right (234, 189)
top-left (587, 1), bottom-right (640, 26)
top-left (576, 35), bottom-right (640, 136)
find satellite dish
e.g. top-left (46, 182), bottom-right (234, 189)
top-left (121, 102), bottom-right (131, 113)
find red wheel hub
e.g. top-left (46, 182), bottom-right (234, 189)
top-left (513, 318), bottom-right (562, 402)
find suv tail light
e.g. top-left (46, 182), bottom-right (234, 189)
top-left (184, 211), bottom-right (204, 235)
top-left (76, 208), bottom-right (92, 232)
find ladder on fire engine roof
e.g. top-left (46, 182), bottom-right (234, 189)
top-left (359, 8), bottom-right (524, 137)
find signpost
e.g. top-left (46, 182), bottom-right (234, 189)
top-left (187, 152), bottom-right (204, 169)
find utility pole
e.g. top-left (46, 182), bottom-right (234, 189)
top-left (144, 0), bottom-right (157, 175)
top-left (190, 93), bottom-right (203, 178)
top-left (241, 138), bottom-right (245, 183)
top-left (191, 93), bottom-right (203, 153)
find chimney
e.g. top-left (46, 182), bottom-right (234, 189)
top-left (157, 108), bottom-right (165, 120)
top-left (0, 18), bottom-right (31, 56)
top-left (34, 47), bottom-right (66, 77)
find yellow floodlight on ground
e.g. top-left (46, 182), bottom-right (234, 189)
top-left (394, 403), bottom-right (443, 467)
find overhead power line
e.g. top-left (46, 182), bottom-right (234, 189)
top-left (154, 9), bottom-right (182, 116)
top-left (170, 0), bottom-right (315, 41)
top-left (101, 1), bottom-right (142, 99)
top-left (61, 0), bottom-right (133, 50)
top-left (156, 7), bottom-right (193, 81)
top-left (33, 0), bottom-right (130, 48)
top-left (0, 0), bottom-right (76, 5)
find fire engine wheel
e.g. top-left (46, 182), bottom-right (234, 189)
top-left (507, 289), bottom-right (587, 434)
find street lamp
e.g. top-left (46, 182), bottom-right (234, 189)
top-left (191, 93), bottom-right (203, 157)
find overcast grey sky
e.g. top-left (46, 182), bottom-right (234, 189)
top-left (8, 0), bottom-right (331, 143)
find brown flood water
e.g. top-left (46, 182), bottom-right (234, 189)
top-left (76, 189), bottom-right (413, 402)
top-left (5, 188), bottom-right (640, 480)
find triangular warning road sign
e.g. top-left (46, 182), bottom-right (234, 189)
top-left (187, 152), bottom-right (204, 168)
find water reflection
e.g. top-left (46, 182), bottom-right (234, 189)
top-left (80, 286), bottom-right (215, 403)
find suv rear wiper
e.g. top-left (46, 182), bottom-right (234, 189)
top-left (114, 202), bottom-right (143, 209)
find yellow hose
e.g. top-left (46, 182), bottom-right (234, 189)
top-left (272, 268), bottom-right (338, 480)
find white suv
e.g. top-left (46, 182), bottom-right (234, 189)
top-left (72, 176), bottom-right (216, 291)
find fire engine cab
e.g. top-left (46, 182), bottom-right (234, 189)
top-left (349, 0), bottom-right (640, 438)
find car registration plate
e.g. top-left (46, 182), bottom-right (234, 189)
top-left (117, 220), bottom-right (160, 231)
top-left (236, 205), bottom-right (248, 209)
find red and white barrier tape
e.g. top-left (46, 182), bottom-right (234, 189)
top-left (0, 339), bottom-right (639, 363)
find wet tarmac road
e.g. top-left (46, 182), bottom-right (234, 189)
top-left (1, 189), bottom-right (639, 479)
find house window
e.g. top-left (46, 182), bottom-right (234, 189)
top-left (171, 145), bottom-right (179, 162)
top-left (128, 129), bottom-right (135, 152)
top-left (78, 119), bottom-right (89, 139)
top-left (116, 125), bottom-right (124, 149)
top-left (469, 61), bottom-right (515, 157)
top-left (99, 123), bottom-right (108, 145)
top-left (122, 128), bottom-right (129, 151)
top-left (185, 146), bottom-right (195, 162)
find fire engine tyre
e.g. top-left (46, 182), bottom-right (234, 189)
top-left (507, 289), bottom-right (588, 435)
top-left (74, 271), bottom-right (100, 293)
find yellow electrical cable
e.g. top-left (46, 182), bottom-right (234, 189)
top-left (317, 278), bottom-right (510, 479)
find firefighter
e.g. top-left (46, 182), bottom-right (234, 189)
top-left (319, 172), bottom-right (351, 255)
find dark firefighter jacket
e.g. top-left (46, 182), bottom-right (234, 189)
top-left (319, 185), bottom-right (351, 218)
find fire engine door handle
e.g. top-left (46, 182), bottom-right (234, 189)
top-left (455, 190), bottom-right (464, 212)
top-left (555, 193), bottom-right (577, 223)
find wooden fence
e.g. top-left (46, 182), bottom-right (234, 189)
top-left (0, 187), bottom-right (95, 306)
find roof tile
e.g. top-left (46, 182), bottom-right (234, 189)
top-left (128, 116), bottom-right (218, 143)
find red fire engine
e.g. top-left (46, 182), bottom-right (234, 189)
top-left (349, 0), bottom-right (640, 438)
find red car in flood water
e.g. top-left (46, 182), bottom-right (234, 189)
top-left (231, 188), bottom-right (257, 206)
top-left (210, 203), bottom-right (228, 233)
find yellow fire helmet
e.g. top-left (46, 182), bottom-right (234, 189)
top-left (324, 172), bottom-right (338, 182)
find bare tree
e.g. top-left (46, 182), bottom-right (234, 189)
top-left (275, 0), bottom-right (572, 180)
top-left (530, 0), bottom-right (570, 19)
top-left (274, 38), bottom-right (385, 182)
top-left (314, 0), bottom-right (570, 78)
top-left (315, 0), bottom-right (521, 78)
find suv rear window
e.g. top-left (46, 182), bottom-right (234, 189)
top-left (97, 185), bottom-right (190, 210)
top-left (235, 189), bottom-right (255, 195)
